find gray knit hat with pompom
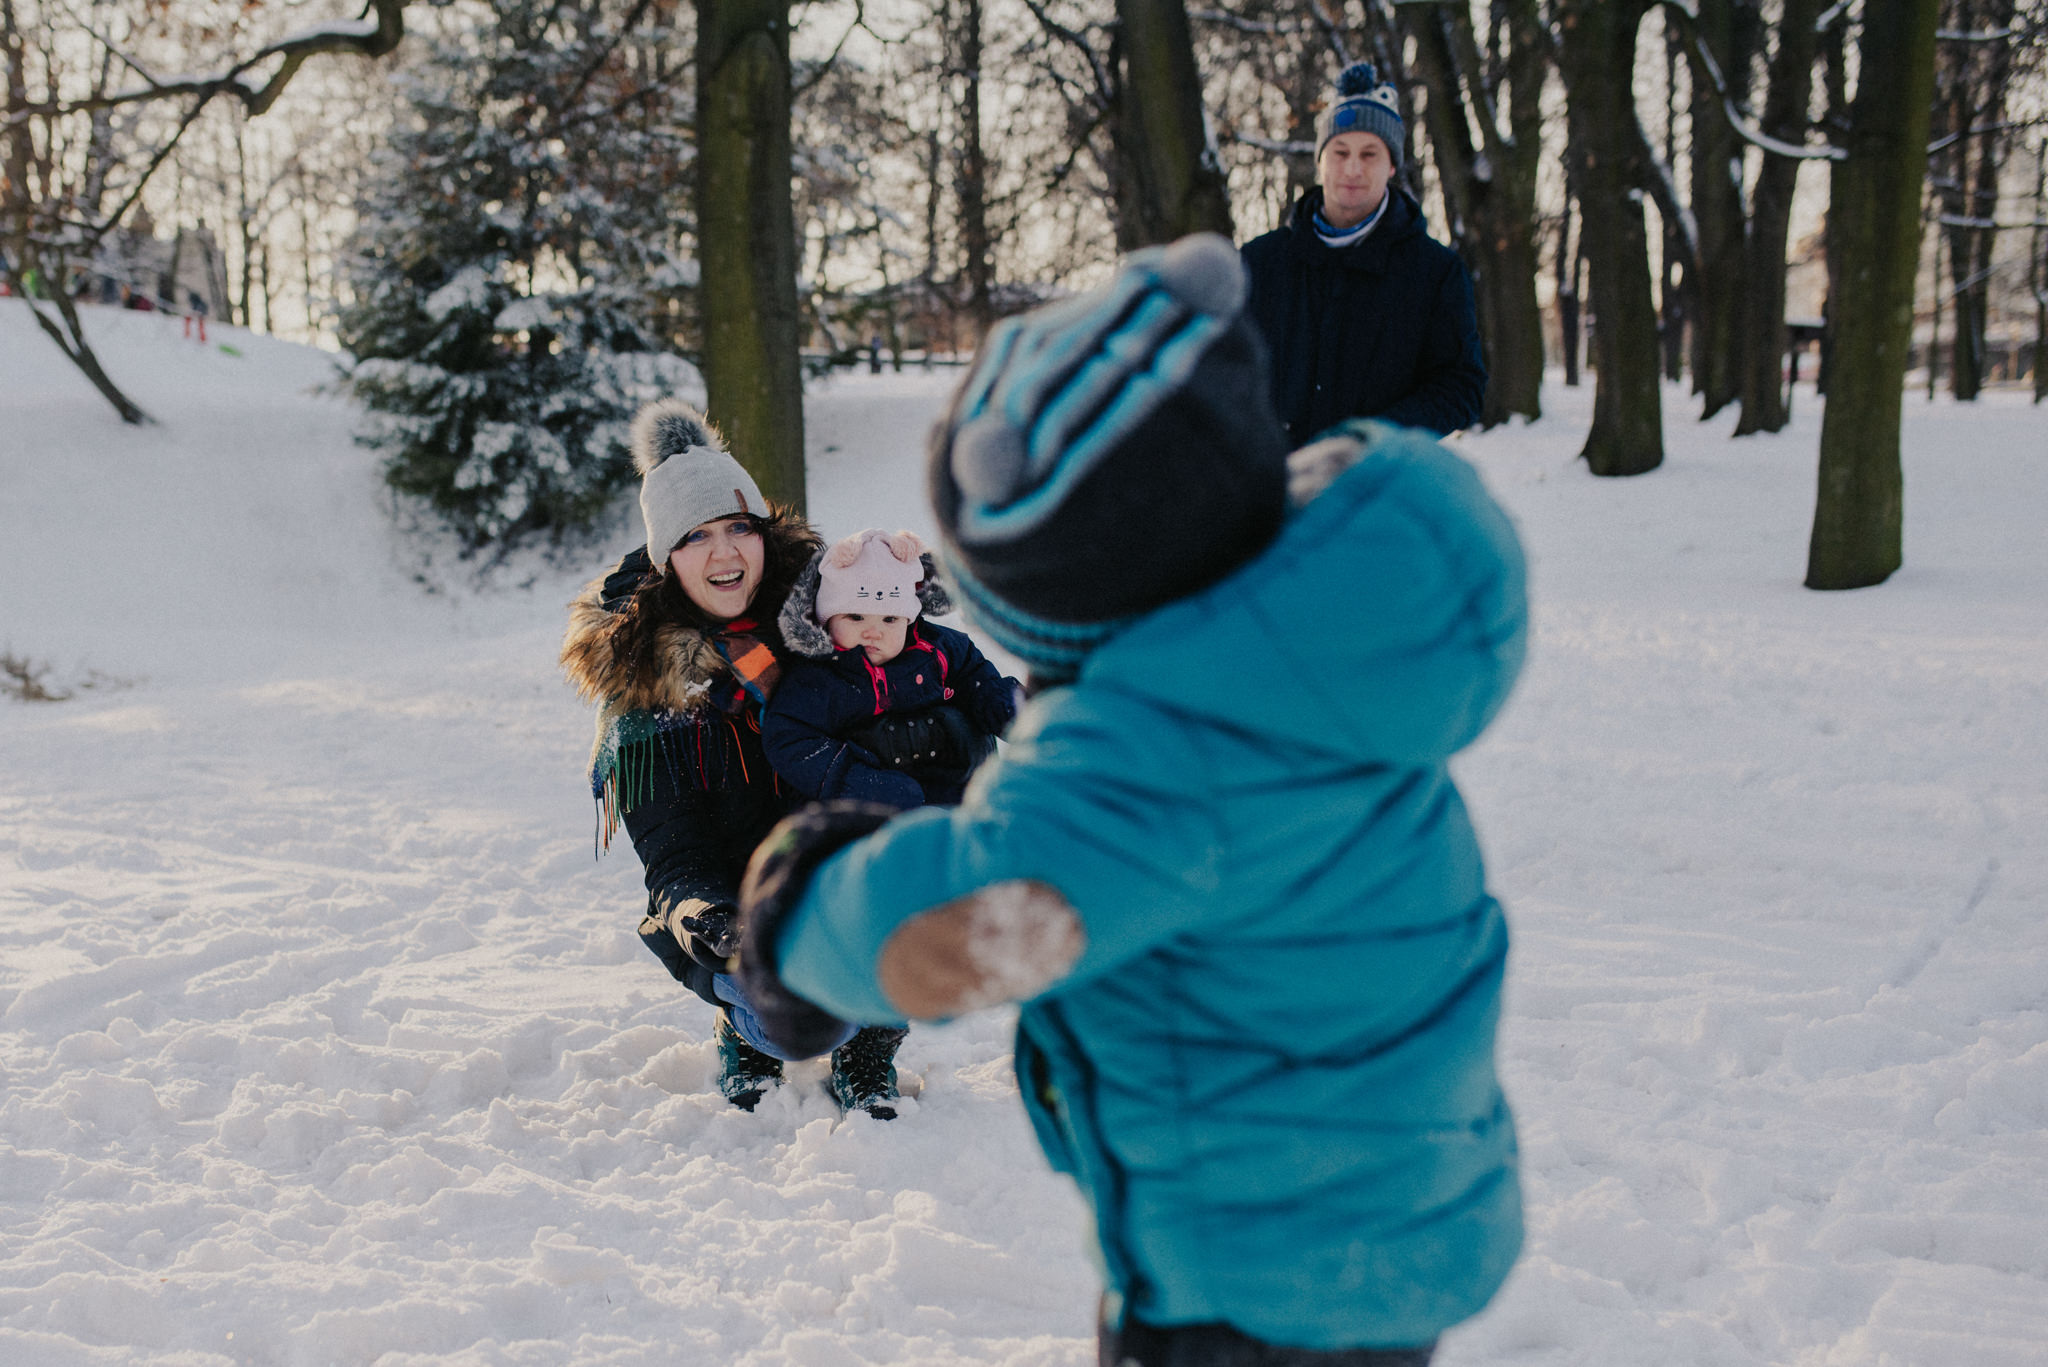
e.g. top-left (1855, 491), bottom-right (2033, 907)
top-left (631, 399), bottom-right (767, 561)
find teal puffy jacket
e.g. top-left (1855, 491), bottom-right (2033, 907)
top-left (776, 422), bottom-right (1528, 1349)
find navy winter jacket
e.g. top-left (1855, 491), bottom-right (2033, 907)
top-left (763, 621), bottom-right (1017, 809)
top-left (1241, 187), bottom-right (1485, 442)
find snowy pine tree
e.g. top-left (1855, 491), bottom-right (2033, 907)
top-left (339, 0), bottom-right (699, 555)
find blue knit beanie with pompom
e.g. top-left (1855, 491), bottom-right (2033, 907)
top-left (927, 234), bottom-right (1288, 685)
top-left (1315, 61), bottom-right (1404, 166)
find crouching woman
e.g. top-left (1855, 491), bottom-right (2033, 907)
top-left (558, 398), bottom-right (907, 1116)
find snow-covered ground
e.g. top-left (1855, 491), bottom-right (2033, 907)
top-left (2, 298), bottom-right (2044, 1366)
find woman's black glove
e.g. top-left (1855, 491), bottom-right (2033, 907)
top-left (677, 906), bottom-right (739, 959)
top-left (647, 893), bottom-right (740, 972)
top-left (735, 800), bottom-right (900, 1059)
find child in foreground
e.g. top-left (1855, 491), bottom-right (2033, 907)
top-left (732, 233), bottom-right (1528, 1365)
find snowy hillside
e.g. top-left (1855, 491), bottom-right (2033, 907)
top-left (3, 298), bottom-right (2045, 1366)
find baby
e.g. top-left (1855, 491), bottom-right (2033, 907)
top-left (765, 528), bottom-right (1018, 809)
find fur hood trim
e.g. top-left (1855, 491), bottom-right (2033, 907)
top-left (560, 513), bottom-right (821, 713)
top-left (779, 547), bottom-right (956, 659)
top-left (630, 397), bottom-right (725, 477)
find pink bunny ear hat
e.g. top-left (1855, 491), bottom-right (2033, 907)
top-left (814, 529), bottom-right (928, 624)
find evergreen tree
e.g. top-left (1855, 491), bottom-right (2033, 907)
top-left (339, 0), bottom-right (698, 555)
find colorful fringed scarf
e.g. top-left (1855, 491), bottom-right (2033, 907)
top-left (588, 619), bottom-right (784, 853)
top-left (712, 617), bottom-right (780, 707)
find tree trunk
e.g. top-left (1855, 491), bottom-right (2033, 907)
top-left (1660, 20), bottom-right (1687, 383)
top-left (696, 0), bottom-right (805, 512)
top-left (1733, 0), bottom-right (1821, 436)
top-left (1558, 0), bottom-right (1663, 475)
top-left (2034, 137), bottom-right (2045, 404)
top-left (949, 0), bottom-right (994, 344)
top-left (1816, 4), bottom-right (1848, 400)
top-left (1491, 1), bottom-right (1548, 422)
top-left (1558, 182), bottom-right (1581, 387)
top-left (1928, 218), bottom-right (1945, 401)
top-left (1110, 0), bottom-right (1232, 249)
top-left (1806, 0), bottom-right (1940, 591)
top-left (1933, 0), bottom-right (2019, 402)
top-left (922, 124), bottom-right (942, 293)
top-left (1405, 0), bottom-right (1545, 426)
top-left (234, 122), bottom-right (257, 329)
top-left (1685, 0), bottom-right (1762, 419)
top-left (257, 237), bottom-right (271, 334)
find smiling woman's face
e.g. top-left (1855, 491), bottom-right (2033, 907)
top-left (669, 516), bottom-right (765, 621)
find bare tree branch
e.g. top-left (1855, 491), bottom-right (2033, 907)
top-left (548, 0), bottom-right (658, 125)
top-left (1017, 0), bottom-right (1116, 105)
top-left (1224, 129), bottom-right (1315, 156)
top-left (1306, 0), bottom-right (1353, 66)
top-left (1928, 117), bottom-right (2048, 155)
top-left (1652, 0), bottom-right (1849, 160)
top-left (1188, 9), bottom-right (1314, 35)
top-left (14, 0), bottom-right (407, 120)
top-left (793, 0), bottom-right (867, 100)
top-left (1936, 22), bottom-right (2033, 42)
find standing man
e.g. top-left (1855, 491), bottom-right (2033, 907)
top-left (1242, 63), bottom-right (1486, 441)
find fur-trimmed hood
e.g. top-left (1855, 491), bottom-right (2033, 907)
top-left (560, 513), bottom-right (822, 714)
top-left (777, 545), bottom-right (956, 659)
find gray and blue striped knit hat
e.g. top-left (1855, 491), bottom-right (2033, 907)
top-left (927, 233), bottom-right (1288, 684)
top-left (1315, 61), bottom-right (1404, 166)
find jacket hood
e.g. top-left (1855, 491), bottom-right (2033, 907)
top-left (1285, 185), bottom-right (1427, 265)
top-left (560, 514), bottom-right (821, 713)
top-left (777, 547), bottom-right (956, 659)
top-left (1082, 422), bottom-right (1526, 766)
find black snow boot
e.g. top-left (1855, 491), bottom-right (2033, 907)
top-left (715, 1012), bottom-right (784, 1111)
top-left (830, 1026), bottom-right (908, 1119)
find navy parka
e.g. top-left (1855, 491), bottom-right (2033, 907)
top-left (763, 621), bottom-right (1016, 809)
top-left (1241, 187), bottom-right (1485, 443)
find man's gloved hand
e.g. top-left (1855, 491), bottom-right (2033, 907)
top-left (736, 801), bottom-right (900, 1059)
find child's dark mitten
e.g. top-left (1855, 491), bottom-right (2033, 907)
top-left (736, 801), bottom-right (901, 1058)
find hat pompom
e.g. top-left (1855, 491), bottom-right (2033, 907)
top-left (1336, 61), bottom-right (1381, 97)
top-left (951, 414), bottom-right (1028, 508)
top-left (1153, 233), bottom-right (1248, 318)
top-left (630, 398), bottom-right (722, 476)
